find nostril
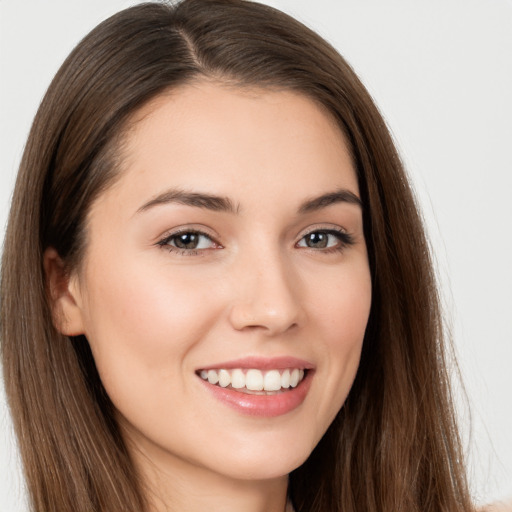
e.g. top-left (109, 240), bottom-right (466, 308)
top-left (228, 303), bottom-right (301, 335)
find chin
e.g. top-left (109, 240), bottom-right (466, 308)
top-left (205, 434), bottom-right (316, 482)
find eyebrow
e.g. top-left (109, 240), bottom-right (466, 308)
top-left (137, 189), bottom-right (239, 214)
top-left (136, 187), bottom-right (362, 215)
top-left (298, 189), bottom-right (362, 213)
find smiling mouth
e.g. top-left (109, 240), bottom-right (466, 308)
top-left (197, 368), bottom-right (307, 395)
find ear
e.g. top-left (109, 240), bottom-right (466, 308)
top-left (43, 247), bottom-right (85, 336)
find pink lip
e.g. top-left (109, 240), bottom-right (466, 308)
top-left (197, 356), bottom-right (314, 371)
top-left (196, 356), bottom-right (315, 417)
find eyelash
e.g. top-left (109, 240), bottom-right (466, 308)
top-left (156, 228), bottom-right (220, 256)
top-left (156, 227), bottom-right (355, 256)
top-left (298, 228), bottom-right (355, 254)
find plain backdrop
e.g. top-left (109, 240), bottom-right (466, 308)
top-left (1, 0), bottom-right (511, 510)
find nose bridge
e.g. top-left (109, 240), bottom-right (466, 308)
top-left (228, 241), bottom-right (302, 335)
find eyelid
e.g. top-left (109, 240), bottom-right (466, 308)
top-left (297, 224), bottom-right (351, 240)
top-left (156, 224), bottom-right (220, 243)
top-left (295, 224), bottom-right (355, 251)
top-left (156, 225), bottom-right (223, 254)
top-left (154, 223), bottom-right (355, 257)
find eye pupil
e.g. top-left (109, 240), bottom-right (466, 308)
top-left (174, 233), bottom-right (199, 249)
top-left (306, 232), bottom-right (328, 248)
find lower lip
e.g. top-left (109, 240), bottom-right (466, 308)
top-left (198, 371), bottom-right (313, 417)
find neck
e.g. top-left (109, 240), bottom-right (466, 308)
top-left (132, 444), bottom-right (289, 512)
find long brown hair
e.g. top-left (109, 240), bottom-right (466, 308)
top-left (1, 1), bottom-right (474, 511)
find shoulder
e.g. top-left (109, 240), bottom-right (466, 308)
top-left (481, 500), bottom-right (512, 512)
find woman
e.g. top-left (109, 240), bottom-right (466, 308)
top-left (0, 1), bottom-right (475, 511)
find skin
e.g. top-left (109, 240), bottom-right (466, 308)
top-left (48, 82), bottom-right (372, 512)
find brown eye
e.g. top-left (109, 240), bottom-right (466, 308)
top-left (173, 232), bottom-right (201, 249)
top-left (304, 232), bottom-right (329, 248)
top-left (159, 231), bottom-right (217, 252)
top-left (297, 229), bottom-right (354, 252)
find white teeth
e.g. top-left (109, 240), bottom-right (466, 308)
top-left (263, 370), bottom-right (282, 391)
top-left (199, 367), bottom-right (307, 391)
top-left (207, 369), bottom-right (219, 385)
top-left (245, 369), bottom-right (264, 391)
top-left (218, 369), bottom-right (230, 388)
top-left (231, 369), bottom-right (245, 389)
top-left (281, 369), bottom-right (291, 388)
top-left (290, 369), bottom-right (300, 388)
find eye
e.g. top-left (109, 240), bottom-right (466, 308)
top-left (296, 229), bottom-right (353, 251)
top-left (157, 230), bottom-right (219, 253)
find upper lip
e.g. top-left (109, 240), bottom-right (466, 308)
top-left (196, 356), bottom-right (315, 371)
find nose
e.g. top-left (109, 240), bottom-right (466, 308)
top-left (228, 248), bottom-right (303, 336)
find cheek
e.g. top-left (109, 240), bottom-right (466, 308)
top-left (312, 259), bottom-right (371, 342)
top-left (309, 264), bottom-right (371, 421)
top-left (79, 255), bottom-right (221, 408)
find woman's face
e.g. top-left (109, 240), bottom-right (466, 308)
top-left (61, 82), bottom-right (371, 483)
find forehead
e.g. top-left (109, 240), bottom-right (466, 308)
top-left (96, 81), bottom-right (359, 216)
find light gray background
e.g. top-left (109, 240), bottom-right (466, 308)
top-left (1, 1), bottom-right (511, 510)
